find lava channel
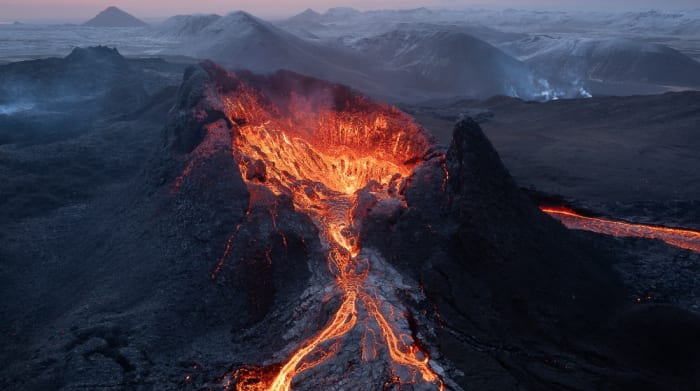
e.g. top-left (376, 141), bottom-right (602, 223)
top-left (213, 75), bottom-right (445, 390)
top-left (541, 206), bottom-right (700, 253)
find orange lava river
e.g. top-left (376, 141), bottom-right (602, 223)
top-left (541, 206), bottom-right (700, 253)
top-left (215, 81), bottom-right (444, 390)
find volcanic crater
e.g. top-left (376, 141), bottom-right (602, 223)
top-left (162, 62), bottom-right (636, 390)
top-left (170, 63), bottom-right (452, 390)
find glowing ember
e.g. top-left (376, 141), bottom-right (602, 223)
top-left (541, 206), bottom-right (700, 253)
top-left (207, 74), bottom-right (444, 390)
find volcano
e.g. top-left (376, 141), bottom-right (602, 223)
top-left (83, 6), bottom-right (148, 28)
top-left (155, 62), bottom-right (698, 390)
top-left (168, 63), bottom-right (449, 390)
top-left (4, 59), bottom-right (700, 390)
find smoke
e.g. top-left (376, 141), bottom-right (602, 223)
top-left (529, 77), bottom-right (593, 100)
top-left (0, 102), bottom-right (34, 115)
top-left (0, 75), bottom-right (92, 114)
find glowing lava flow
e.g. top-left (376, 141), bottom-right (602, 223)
top-left (541, 206), bottom-right (700, 253)
top-left (217, 80), bottom-right (444, 390)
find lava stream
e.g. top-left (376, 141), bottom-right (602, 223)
top-left (541, 206), bottom-right (700, 253)
top-left (216, 80), bottom-right (444, 390)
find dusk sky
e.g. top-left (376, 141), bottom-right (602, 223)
top-left (1, 0), bottom-right (698, 21)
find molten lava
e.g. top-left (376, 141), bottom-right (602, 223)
top-left (209, 74), bottom-right (444, 390)
top-left (541, 206), bottom-right (700, 253)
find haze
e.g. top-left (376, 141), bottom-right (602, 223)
top-left (2, 0), bottom-right (699, 21)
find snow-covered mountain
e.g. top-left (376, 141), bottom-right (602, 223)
top-left (609, 10), bottom-right (700, 37)
top-left (155, 11), bottom-right (382, 96)
top-left (273, 6), bottom-right (700, 96)
top-left (352, 28), bottom-right (562, 99)
top-left (278, 7), bottom-right (700, 56)
top-left (277, 7), bottom-right (522, 46)
top-left (155, 14), bottom-right (221, 39)
top-left (523, 37), bottom-right (700, 91)
top-left (2, 7), bottom-right (698, 100)
top-left (155, 11), bottom-right (569, 101)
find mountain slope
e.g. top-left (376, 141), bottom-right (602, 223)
top-left (155, 14), bottom-right (221, 39)
top-left (525, 38), bottom-right (700, 92)
top-left (156, 11), bottom-right (383, 97)
top-left (157, 12), bottom-right (569, 101)
top-left (83, 6), bottom-right (148, 28)
top-left (353, 28), bottom-right (564, 99)
top-left (0, 47), bottom-right (184, 220)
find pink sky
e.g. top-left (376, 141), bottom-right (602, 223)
top-left (1, 0), bottom-right (697, 21)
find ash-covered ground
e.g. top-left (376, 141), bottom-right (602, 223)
top-left (1, 48), bottom-right (699, 391)
top-left (405, 92), bottom-right (700, 317)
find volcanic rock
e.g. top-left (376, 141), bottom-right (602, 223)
top-left (0, 46), bottom-right (136, 105)
top-left (0, 47), bottom-right (185, 221)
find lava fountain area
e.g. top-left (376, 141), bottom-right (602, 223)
top-left (168, 62), bottom-right (453, 390)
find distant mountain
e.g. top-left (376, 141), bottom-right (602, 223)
top-left (613, 10), bottom-right (700, 36)
top-left (324, 7), bottom-right (363, 19)
top-left (156, 14), bottom-right (221, 38)
top-left (285, 8), bottom-right (322, 24)
top-left (277, 8), bottom-right (325, 39)
top-left (156, 11), bottom-right (587, 100)
top-left (525, 38), bottom-right (700, 90)
top-left (353, 28), bottom-right (563, 99)
top-left (156, 11), bottom-right (382, 96)
top-left (278, 7), bottom-right (525, 50)
top-left (83, 6), bottom-right (148, 28)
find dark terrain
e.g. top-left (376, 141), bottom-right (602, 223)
top-left (406, 91), bottom-right (700, 322)
top-left (0, 46), bottom-right (185, 220)
top-left (405, 92), bottom-right (700, 224)
top-left (1, 48), bottom-right (699, 390)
